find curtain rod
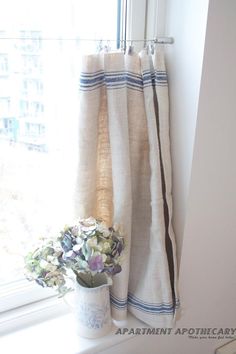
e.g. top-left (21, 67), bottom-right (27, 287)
top-left (0, 36), bottom-right (174, 44)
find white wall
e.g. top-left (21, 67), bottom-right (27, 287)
top-left (165, 0), bottom-right (209, 259)
top-left (166, 0), bottom-right (236, 352)
top-left (153, 0), bottom-right (236, 352)
top-left (178, 0), bottom-right (236, 349)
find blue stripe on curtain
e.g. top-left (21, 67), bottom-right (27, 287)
top-left (79, 70), bottom-right (167, 91)
top-left (110, 293), bottom-right (180, 315)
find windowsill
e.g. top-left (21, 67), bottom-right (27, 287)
top-left (0, 308), bottom-right (149, 354)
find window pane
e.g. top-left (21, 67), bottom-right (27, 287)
top-left (0, 0), bottom-right (119, 286)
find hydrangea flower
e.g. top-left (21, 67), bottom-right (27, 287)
top-left (88, 255), bottom-right (104, 272)
top-left (25, 217), bottom-right (125, 293)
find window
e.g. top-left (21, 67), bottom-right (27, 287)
top-left (0, 0), bottom-right (150, 322)
top-left (0, 97), bottom-right (11, 115)
top-left (0, 0), bottom-right (123, 316)
top-left (22, 78), bottom-right (43, 96)
top-left (22, 55), bottom-right (42, 75)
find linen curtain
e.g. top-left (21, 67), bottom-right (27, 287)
top-left (76, 48), bottom-right (179, 327)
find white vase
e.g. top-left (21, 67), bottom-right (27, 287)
top-left (74, 273), bottom-right (112, 339)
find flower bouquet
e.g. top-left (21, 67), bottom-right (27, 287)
top-left (25, 217), bottom-right (125, 296)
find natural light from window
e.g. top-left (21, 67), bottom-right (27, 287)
top-left (0, 0), bottom-right (119, 287)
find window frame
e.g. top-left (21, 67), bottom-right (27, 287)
top-left (0, 279), bottom-right (57, 314)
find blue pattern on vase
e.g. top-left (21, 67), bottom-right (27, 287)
top-left (77, 301), bottom-right (110, 330)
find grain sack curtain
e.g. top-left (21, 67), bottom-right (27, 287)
top-left (76, 48), bottom-right (179, 327)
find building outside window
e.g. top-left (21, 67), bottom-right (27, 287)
top-left (0, 54), bottom-right (9, 76)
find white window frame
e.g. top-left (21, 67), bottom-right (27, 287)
top-left (0, 279), bottom-right (56, 314)
top-left (0, 0), bottom-right (162, 335)
top-left (126, 0), bottom-right (147, 41)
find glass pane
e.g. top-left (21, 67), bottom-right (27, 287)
top-left (0, 0), bottom-right (119, 285)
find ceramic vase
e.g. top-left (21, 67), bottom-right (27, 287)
top-left (74, 273), bottom-right (112, 339)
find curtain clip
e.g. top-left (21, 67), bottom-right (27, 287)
top-left (128, 40), bottom-right (134, 55)
top-left (103, 40), bottom-right (111, 53)
top-left (120, 40), bottom-right (126, 54)
top-left (149, 43), bottom-right (155, 55)
top-left (97, 40), bottom-right (103, 53)
top-left (143, 40), bottom-right (149, 54)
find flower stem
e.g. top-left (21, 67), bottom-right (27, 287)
top-left (91, 273), bottom-right (94, 288)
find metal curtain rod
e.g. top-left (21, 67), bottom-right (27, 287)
top-left (0, 36), bottom-right (174, 44)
